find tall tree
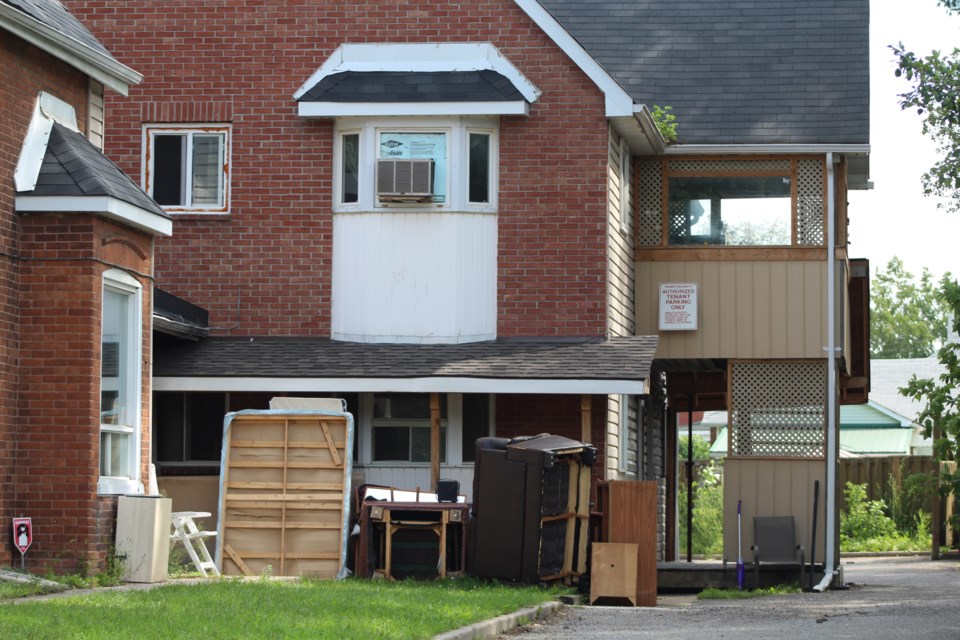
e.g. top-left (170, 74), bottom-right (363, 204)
top-left (891, 1), bottom-right (960, 212)
top-left (870, 257), bottom-right (951, 358)
top-left (901, 278), bottom-right (960, 507)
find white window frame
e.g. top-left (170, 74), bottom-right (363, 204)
top-left (143, 124), bottom-right (231, 214)
top-left (619, 141), bottom-right (631, 234)
top-left (333, 117), bottom-right (498, 214)
top-left (98, 269), bottom-right (143, 495)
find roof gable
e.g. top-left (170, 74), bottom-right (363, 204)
top-left (0, 0), bottom-right (140, 93)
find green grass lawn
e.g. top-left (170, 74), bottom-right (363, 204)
top-left (0, 577), bottom-right (562, 639)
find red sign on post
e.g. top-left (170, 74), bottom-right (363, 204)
top-left (12, 517), bottom-right (32, 555)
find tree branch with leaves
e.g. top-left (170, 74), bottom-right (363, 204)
top-left (891, 1), bottom-right (960, 212)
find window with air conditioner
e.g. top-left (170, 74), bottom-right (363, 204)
top-left (335, 118), bottom-right (496, 213)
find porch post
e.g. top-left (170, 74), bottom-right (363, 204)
top-left (431, 392), bottom-right (441, 491)
top-left (580, 395), bottom-right (591, 444)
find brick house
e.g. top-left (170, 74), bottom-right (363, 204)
top-left (0, 0), bottom-right (169, 571)
top-left (62, 0), bottom-right (868, 581)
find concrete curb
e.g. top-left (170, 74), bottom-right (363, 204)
top-left (434, 600), bottom-right (563, 640)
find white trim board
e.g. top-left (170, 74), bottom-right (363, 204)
top-left (298, 101), bottom-right (530, 118)
top-left (512, 0), bottom-right (633, 117)
top-left (16, 195), bottom-right (172, 236)
top-left (295, 42), bottom-right (541, 104)
top-left (154, 376), bottom-right (650, 395)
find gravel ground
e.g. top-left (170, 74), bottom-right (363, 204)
top-left (501, 556), bottom-right (960, 639)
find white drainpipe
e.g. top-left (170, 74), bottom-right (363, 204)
top-left (815, 152), bottom-right (838, 592)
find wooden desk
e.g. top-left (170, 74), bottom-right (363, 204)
top-left (355, 502), bottom-right (468, 580)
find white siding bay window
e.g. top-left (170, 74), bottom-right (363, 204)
top-left (99, 269), bottom-right (143, 494)
top-left (332, 117), bottom-right (499, 344)
top-left (297, 43), bottom-right (540, 344)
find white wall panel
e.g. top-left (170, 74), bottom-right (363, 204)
top-left (333, 212), bottom-right (497, 343)
top-left (357, 465), bottom-right (475, 501)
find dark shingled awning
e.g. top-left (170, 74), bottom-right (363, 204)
top-left (298, 70), bottom-right (525, 104)
top-left (153, 336), bottom-right (658, 395)
top-left (23, 123), bottom-right (166, 217)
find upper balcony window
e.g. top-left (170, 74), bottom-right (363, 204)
top-left (669, 176), bottom-right (792, 246)
top-left (637, 158), bottom-right (826, 248)
top-left (145, 125), bottom-right (230, 214)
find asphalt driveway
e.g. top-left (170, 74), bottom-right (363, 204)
top-left (501, 556), bottom-right (960, 639)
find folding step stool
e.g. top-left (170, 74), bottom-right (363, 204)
top-left (170, 511), bottom-right (220, 577)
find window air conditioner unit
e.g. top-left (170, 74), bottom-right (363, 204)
top-left (377, 159), bottom-right (435, 202)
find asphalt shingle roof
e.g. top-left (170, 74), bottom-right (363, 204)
top-left (538, 0), bottom-right (869, 145)
top-left (2, 0), bottom-right (112, 57)
top-left (153, 335), bottom-right (658, 381)
top-left (24, 123), bottom-right (167, 217)
top-left (299, 70), bottom-right (525, 104)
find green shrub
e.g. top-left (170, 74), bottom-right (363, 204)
top-left (840, 481), bottom-right (930, 552)
top-left (890, 469), bottom-right (936, 534)
top-left (678, 460), bottom-right (724, 555)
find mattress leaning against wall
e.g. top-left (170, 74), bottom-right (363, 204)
top-left (216, 409), bottom-right (355, 578)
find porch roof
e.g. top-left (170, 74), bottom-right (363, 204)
top-left (152, 335), bottom-right (658, 395)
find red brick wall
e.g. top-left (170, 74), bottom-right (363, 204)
top-left (65, 0), bottom-right (610, 338)
top-left (496, 394), bottom-right (609, 504)
top-left (0, 34), bottom-right (91, 568)
top-left (14, 213), bottom-right (153, 573)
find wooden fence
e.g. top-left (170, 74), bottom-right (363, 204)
top-left (838, 456), bottom-right (942, 511)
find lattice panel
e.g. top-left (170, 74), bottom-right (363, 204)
top-left (666, 159), bottom-right (791, 173)
top-left (637, 161), bottom-right (663, 246)
top-left (729, 361), bottom-right (826, 458)
top-left (796, 159), bottom-right (825, 245)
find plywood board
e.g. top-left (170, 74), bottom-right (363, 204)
top-left (217, 410), bottom-right (354, 578)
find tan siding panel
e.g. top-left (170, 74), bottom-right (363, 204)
top-left (635, 260), bottom-right (829, 359)
top-left (752, 263), bottom-right (772, 358)
top-left (735, 262), bottom-right (753, 355)
top-left (723, 458), bottom-right (826, 563)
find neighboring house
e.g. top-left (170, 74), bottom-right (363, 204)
top-left (870, 357), bottom-right (948, 424)
top-left (0, 0), bottom-right (169, 570)
top-left (63, 0), bottom-right (869, 575)
top-left (709, 402), bottom-right (932, 458)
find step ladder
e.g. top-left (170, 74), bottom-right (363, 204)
top-left (170, 511), bottom-right (220, 577)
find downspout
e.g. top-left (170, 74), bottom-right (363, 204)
top-left (815, 152), bottom-right (838, 592)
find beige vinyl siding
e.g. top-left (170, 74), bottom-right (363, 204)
top-left (636, 260), bottom-right (840, 359)
top-left (607, 128), bottom-right (634, 338)
top-left (723, 458), bottom-right (826, 563)
top-left (606, 129), bottom-right (638, 479)
top-left (87, 80), bottom-right (105, 150)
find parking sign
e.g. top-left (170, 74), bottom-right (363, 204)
top-left (12, 517), bottom-right (31, 555)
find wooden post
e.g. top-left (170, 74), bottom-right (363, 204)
top-left (431, 392), bottom-right (441, 492)
top-left (932, 425), bottom-right (942, 560)
top-left (581, 395), bottom-right (591, 444)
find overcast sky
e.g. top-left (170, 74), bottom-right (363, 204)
top-left (847, 0), bottom-right (960, 280)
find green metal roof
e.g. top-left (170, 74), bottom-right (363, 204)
top-left (839, 403), bottom-right (904, 429)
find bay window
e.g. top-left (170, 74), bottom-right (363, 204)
top-left (334, 117), bottom-right (497, 212)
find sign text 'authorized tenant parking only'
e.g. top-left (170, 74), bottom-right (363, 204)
top-left (658, 282), bottom-right (698, 331)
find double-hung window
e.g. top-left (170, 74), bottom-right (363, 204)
top-left (99, 269), bottom-right (142, 494)
top-left (334, 117), bottom-right (497, 213)
top-left (371, 394), bottom-right (447, 463)
top-left (145, 125), bottom-right (230, 213)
